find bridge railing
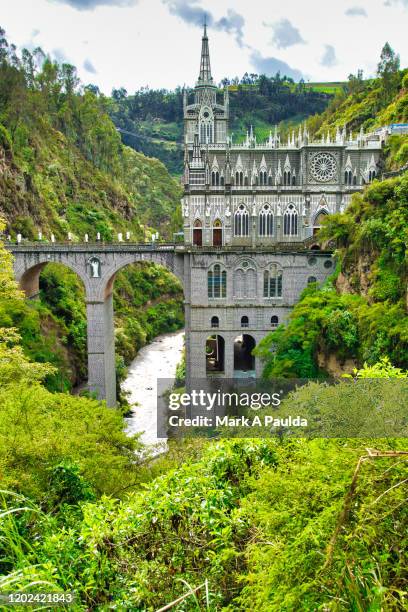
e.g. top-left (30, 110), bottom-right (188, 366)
top-left (4, 241), bottom-right (177, 252)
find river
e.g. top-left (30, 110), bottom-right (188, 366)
top-left (123, 329), bottom-right (185, 448)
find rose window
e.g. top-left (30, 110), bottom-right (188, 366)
top-left (310, 153), bottom-right (337, 182)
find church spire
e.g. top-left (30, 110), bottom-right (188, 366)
top-left (198, 19), bottom-right (213, 84)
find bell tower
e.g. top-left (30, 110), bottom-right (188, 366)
top-left (183, 24), bottom-right (229, 146)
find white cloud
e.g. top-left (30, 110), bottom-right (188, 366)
top-left (1, 0), bottom-right (407, 92)
top-left (320, 45), bottom-right (337, 67)
top-left (265, 19), bottom-right (306, 49)
top-left (345, 6), bottom-right (368, 16)
top-left (51, 0), bottom-right (138, 10)
top-left (83, 58), bottom-right (97, 73)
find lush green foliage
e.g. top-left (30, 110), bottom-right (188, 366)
top-left (305, 59), bottom-right (408, 140)
top-left (0, 27), bottom-right (181, 239)
top-left (257, 173), bottom-right (408, 378)
top-left (2, 432), bottom-right (407, 610)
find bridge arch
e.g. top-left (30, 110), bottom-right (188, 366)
top-left (95, 251), bottom-right (183, 302)
top-left (14, 257), bottom-right (91, 299)
top-left (10, 245), bottom-right (184, 408)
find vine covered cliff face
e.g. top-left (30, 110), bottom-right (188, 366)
top-left (256, 173), bottom-right (408, 378)
top-left (0, 28), bottom-right (184, 391)
top-left (0, 28), bottom-right (181, 240)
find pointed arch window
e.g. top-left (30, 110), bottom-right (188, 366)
top-left (208, 264), bottom-right (227, 299)
top-left (235, 171), bottom-right (244, 186)
top-left (259, 204), bottom-right (274, 237)
top-left (283, 204), bottom-right (298, 236)
top-left (259, 171), bottom-right (268, 186)
top-left (283, 171), bottom-right (291, 186)
top-left (234, 204), bottom-right (249, 237)
top-left (263, 264), bottom-right (283, 298)
top-left (211, 171), bottom-right (220, 186)
top-left (344, 170), bottom-right (352, 185)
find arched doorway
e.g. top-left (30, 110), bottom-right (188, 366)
top-left (313, 210), bottom-right (328, 235)
top-left (212, 219), bottom-right (223, 246)
top-left (193, 219), bottom-right (202, 246)
top-left (206, 334), bottom-right (225, 373)
top-left (233, 334), bottom-right (256, 377)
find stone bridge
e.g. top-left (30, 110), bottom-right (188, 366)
top-left (7, 243), bottom-right (185, 406)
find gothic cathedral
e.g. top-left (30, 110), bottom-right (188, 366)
top-left (181, 26), bottom-right (382, 382)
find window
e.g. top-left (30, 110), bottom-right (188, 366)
top-left (208, 264), bottom-right (227, 299)
top-left (259, 171), bottom-right (267, 185)
top-left (324, 260), bottom-right (333, 269)
top-left (271, 315), bottom-right (279, 328)
top-left (283, 171), bottom-right (291, 186)
top-left (263, 265), bottom-right (283, 298)
top-left (235, 171), bottom-right (244, 186)
top-left (234, 204), bottom-right (249, 237)
top-left (233, 266), bottom-right (257, 299)
top-left (283, 204), bottom-right (298, 236)
top-left (369, 170), bottom-right (376, 182)
top-left (259, 205), bottom-right (273, 237)
top-left (292, 174), bottom-right (296, 186)
top-left (344, 170), bottom-right (352, 185)
top-left (200, 122), bottom-right (213, 144)
top-left (211, 171), bottom-right (220, 186)
top-left (190, 172), bottom-right (205, 185)
top-left (241, 315), bottom-right (249, 328)
top-left (308, 276), bottom-right (317, 284)
top-left (211, 316), bottom-right (219, 328)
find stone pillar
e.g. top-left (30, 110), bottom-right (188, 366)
top-left (86, 293), bottom-right (116, 407)
top-left (224, 332), bottom-right (234, 379)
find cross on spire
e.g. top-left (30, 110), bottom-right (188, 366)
top-left (198, 20), bottom-right (213, 84)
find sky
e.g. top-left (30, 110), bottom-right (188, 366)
top-left (2, 0), bottom-right (408, 93)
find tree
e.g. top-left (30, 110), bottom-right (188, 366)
top-left (347, 69), bottom-right (364, 94)
top-left (112, 87), bottom-right (127, 101)
top-left (377, 42), bottom-right (400, 102)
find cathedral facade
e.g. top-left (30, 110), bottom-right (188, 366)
top-left (181, 26), bottom-right (382, 382)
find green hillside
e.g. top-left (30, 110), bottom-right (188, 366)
top-left (0, 28), bottom-right (184, 392)
top-left (305, 55), bottom-right (408, 140)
